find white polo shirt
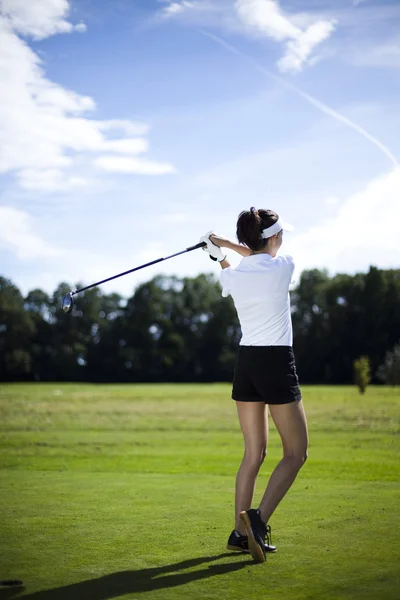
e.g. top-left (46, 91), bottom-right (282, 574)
top-left (220, 253), bottom-right (295, 347)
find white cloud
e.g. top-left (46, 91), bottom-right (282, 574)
top-left (0, 1), bottom-right (176, 192)
top-left (159, 0), bottom-right (227, 28)
top-left (96, 120), bottom-right (149, 136)
top-left (102, 138), bottom-right (149, 154)
top-left (94, 156), bottom-right (177, 175)
top-left (288, 167), bottom-right (400, 276)
top-left (0, 0), bottom-right (84, 39)
top-left (13, 243), bottom-right (173, 298)
top-left (201, 30), bottom-right (398, 167)
top-left (75, 22), bottom-right (87, 33)
top-left (349, 40), bottom-right (400, 68)
top-left (163, 1), bottom-right (196, 16)
top-left (235, 0), bottom-right (298, 40)
top-left (324, 196), bottom-right (340, 206)
top-left (0, 206), bottom-right (63, 259)
top-left (160, 0), bottom-right (335, 73)
top-left (16, 168), bottom-right (91, 192)
top-left (278, 20), bottom-right (335, 73)
top-left (235, 0), bottom-right (335, 73)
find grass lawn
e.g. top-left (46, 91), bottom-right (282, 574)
top-left (0, 383), bottom-right (399, 600)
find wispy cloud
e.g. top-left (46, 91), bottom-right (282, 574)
top-left (0, 0), bottom-right (176, 192)
top-left (0, 0), bottom-right (86, 39)
top-left (15, 169), bottom-right (92, 192)
top-left (160, 0), bottom-right (336, 72)
top-left (163, 1), bottom-right (197, 16)
top-left (289, 167), bottom-right (400, 275)
top-left (201, 30), bottom-right (398, 168)
top-left (235, 0), bottom-right (335, 73)
top-left (101, 138), bottom-right (150, 154)
top-left (160, 0), bottom-right (217, 20)
top-left (0, 206), bottom-right (63, 260)
top-left (94, 156), bottom-right (177, 175)
top-left (348, 38), bottom-right (400, 68)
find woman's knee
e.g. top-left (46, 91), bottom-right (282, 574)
top-left (261, 446), bottom-right (267, 463)
top-left (243, 445), bottom-right (267, 469)
top-left (284, 448), bottom-right (308, 470)
top-left (300, 449), bottom-right (308, 466)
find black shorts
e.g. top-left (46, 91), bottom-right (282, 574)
top-left (232, 345), bottom-right (302, 405)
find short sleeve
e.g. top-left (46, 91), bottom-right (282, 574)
top-left (285, 255), bottom-right (296, 285)
top-left (283, 254), bottom-right (295, 272)
top-left (220, 267), bottom-right (233, 298)
top-left (277, 255), bottom-right (295, 284)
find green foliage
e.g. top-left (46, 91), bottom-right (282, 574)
top-left (353, 356), bottom-right (371, 394)
top-left (292, 266), bottom-right (400, 384)
top-left (377, 343), bottom-right (400, 385)
top-left (1, 266), bottom-right (400, 383)
top-left (0, 277), bottom-right (35, 380)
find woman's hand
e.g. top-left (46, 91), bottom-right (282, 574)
top-left (199, 231), bottom-right (227, 262)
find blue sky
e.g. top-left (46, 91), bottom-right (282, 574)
top-left (0, 0), bottom-right (399, 298)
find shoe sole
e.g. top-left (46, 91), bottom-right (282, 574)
top-left (239, 511), bottom-right (266, 563)
top-left (227, 544), bottom-right (249, 553)
top-left (227, 543), bottom-right (276, 554)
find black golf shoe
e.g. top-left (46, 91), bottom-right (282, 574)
top-left (227, 527), bottom-right (276, 554)
top-left (227, 530), bottom-right (249, 552)
top-left (239, 509), bottom-right (268, 562)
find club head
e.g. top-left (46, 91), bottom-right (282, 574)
top-left (62, 293), bottom-right (74, 313)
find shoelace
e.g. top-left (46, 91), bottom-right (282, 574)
top-left (265, 524), bottom-right (272, 546)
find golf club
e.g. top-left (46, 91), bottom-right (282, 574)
top-left (62, 241), bottom-right (207, 313)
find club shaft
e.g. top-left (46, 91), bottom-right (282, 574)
top-left (72, 241), bottom-right (207, 295)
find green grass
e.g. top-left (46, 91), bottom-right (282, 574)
top-left (0, 383), bottom-right (399, 600)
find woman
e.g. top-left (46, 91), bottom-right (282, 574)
top-left (200, 207), bottom-right (308, 563)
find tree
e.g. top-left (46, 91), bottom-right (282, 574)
top-left (24, 288), bottom-right (53, 380)
top-left (291, 269), bottom-right (330, 383)
top-left (354, 356), bottom-right (371, 394)
top-left (39, 282), bottom-right (106, 381)
top-left (291, 267), bottom-right (400, 385)
top-left (377, 344), bottom-right (400, 386)
top-left (0, 277), bottom-right (35, 380)
top-left (320, 272), bottom-right (365, 384)
top-left (1, 265), bottom-right (400, 383)
top-left (86, 292), bottom-right (125, 382)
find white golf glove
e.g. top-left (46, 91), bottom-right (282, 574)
top-left (199, 231), bottom-right (227, 262)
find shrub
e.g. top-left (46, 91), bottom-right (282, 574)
top-left (354, 356), bottom-right (371, 394)
top-left (377, 343), bottom-right (400, 386)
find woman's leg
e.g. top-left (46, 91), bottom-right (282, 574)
top-left (258, 399), bottom-right (308, 525)
top-left (235, 401), bottom-right (268, 535)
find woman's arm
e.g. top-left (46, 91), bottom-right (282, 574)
top-left (210, 234), bottom-right (251, 257)
top-left (219, 258), bottom-right (231, 270)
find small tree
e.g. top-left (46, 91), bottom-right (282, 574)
top-left (354, 356), bottom-right (371, 394)
top-left (377, 344), bottom-right (400, 386)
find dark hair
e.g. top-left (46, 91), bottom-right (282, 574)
top-left (236, 207), bottom-right (279, 252)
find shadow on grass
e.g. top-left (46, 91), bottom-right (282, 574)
top-left (0, 588), bottom-right (26, 600)
top-left (15, 553), bottom-right (254, 599)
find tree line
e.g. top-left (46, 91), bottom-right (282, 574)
top-left (1, 266), bottom-right (399, 384)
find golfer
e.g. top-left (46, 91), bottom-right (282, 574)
top-left (200, 208), bottom-right (308, 563)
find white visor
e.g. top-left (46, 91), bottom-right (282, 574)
top-left (261, 218), bottom-right (294, 239)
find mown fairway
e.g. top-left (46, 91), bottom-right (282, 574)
top-left (0, 384), bottom-right (399, 600)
